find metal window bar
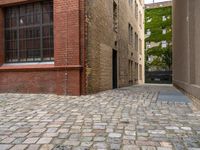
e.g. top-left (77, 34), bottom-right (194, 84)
top-left (4, 0), bottom-right (53, 63)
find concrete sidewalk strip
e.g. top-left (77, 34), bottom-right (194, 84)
top-left (158, 88), bottom-right (191, 103)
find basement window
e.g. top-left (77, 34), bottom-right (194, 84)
top-left (5, 0), bottom-right (54, 63)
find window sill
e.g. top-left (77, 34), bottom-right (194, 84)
top-left (3, 61), bottom-right (54, 66)
top-left (0, 63), bottom-right (82, 72)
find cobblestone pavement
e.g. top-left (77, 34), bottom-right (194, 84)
top-left (0, 85), bottom-right (200, 150)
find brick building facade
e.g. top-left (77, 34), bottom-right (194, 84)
top-left (0, 0), bottom-right (144, 95)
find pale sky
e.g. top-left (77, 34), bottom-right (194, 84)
top-left (145, 0), bottom-right (171, 4)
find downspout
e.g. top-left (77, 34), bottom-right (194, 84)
top-left (186, 0), bottom-right (190, 84)
top-left (117, 0), bottom-right (120, 88)
top-left (64, 0), bottom-right (69, 95)
top-left (79, 0), bottom-right (87, 95)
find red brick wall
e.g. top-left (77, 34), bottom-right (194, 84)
top-left (0, 0), bottom-right (86, 96)
top-left (0, 69), bottom-right (81, 95)
top-left (54, 0), bottom-right (80, 66)
top-left (0, 71), bottom-right (58, 94)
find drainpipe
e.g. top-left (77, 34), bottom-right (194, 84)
top-left (117, 0), bottom-right (120, 88)
top-left (186, 0), bottom-right (190, 84)
top-left (64, 0), bottom-right (69, 96)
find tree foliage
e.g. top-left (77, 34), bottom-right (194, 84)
top-left (146, 45), bottom-right (172, 71)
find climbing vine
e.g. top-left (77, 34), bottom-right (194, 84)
top-left (145, 6), bottom-right (172, 71)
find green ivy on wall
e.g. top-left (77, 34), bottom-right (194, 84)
top-left (145, 6), bottom-right (172, 71)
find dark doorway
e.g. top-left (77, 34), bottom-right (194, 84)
top-left (112, 50), bottom-right (118, 89)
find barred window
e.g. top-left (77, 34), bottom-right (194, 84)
top-left (135, 32), bottom-right (138, 51)
top-left (139, 38), bottom-right (142, 54)
top-left (135, 0), bottom-right (138, 20)
top-left (5, 0), bottom-right (54, 63)
top-left (128, 24), bottom-right (133, 44)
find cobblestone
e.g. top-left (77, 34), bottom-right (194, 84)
top-left (0, 85), bottom-right (200, 149)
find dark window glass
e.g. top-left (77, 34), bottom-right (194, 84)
top-left (5, 0), bottom-right (54, 63)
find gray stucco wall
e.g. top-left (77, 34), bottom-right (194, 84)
top-left (173, 0), bottom-right (200, 99)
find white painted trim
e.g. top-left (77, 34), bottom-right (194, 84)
top-left (3, 62), bottom-right (54, 66)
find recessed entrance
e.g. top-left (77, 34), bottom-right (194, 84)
top-left (112, 49), bottom-right (117, 89)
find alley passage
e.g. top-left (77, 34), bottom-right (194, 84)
top-left (0, 85), bottom-right (200, 150)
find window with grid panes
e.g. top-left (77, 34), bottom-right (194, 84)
top-left (5, 0), bottom-right (53, 63)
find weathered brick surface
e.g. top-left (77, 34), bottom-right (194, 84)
top-left (0, 0), bottom-right (144, 95)
top-left (0, 0), bottom-right (85, 95)
top-left (86, 0), bottom-right (144, 93)
top-left (0, 68), bottom-right (81, 95)
top-left (54, 0), bottom-right (80, 66)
